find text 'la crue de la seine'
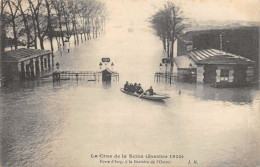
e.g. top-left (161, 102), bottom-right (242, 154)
top-left (91, 154), bottom-right (185, 165)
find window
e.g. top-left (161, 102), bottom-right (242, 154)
top-left (220, 69), bottom-right (229, 82)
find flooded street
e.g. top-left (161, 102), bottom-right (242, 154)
top-left (1, 10), bottom-right (260, 167)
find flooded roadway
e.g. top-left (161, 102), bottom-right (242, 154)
top-left (1, 20), bottom-right (260, 167)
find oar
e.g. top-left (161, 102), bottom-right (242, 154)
top-left (138, 91), bottom-right (147, 98)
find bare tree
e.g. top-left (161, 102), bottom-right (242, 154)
top-left (18, 0), bottom-right (32, 48)
top-left (0, 0), bottom-right (8, 84)
top-left (52, 0), bottom-right (65, 46)
top-left (1, 0), bottom-right (107, 52)
top-left (150, 1), bottom-right (187, 66)
top-left (7, 0), bottom-right (22, 49)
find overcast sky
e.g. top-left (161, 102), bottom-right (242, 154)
top-left (104, 0), bottom-right (260, 27)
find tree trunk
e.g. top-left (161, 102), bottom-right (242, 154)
top-left (170, 40), bottom-right (174, 67)
top-left (170, 40), bottom-right (174, 59)
top-left (80, 34), bottom-right (83, 43)
top-left (162, 38), bottom-right (166, 51)
top-left (96, 27), bottom-right (98, 38)
top-left (58, 14), bottom-right (64, 46)
top-left (84, 32), bottom-right (86, 41)
top-left (26, 31), bottom-right (30, 48)
top-left (32, 18), bottom-right (37, 49)
top-left (50, 37), bottom-right (53, 52)
top-left (74, 33), bottom-right (76, 44)
top-left (75, 26), bottom-right (79, 44)
top-left (30, 8), bottom-right (38, 49)
top-left (166, 39), bottom-right (170, 58)
top-left (39, 37), bottom-right (44, 49)
top-left (36, 16), bottom-right (45, 50)
top-left (45, 0), bottom-right (53, 52)
top-left (12, 18), bottom-right (17, 49)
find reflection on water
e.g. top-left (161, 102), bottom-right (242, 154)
top-left (1, 20), bottom-right (260, 167)
top-left (1, 77), bottom-right (259, 167)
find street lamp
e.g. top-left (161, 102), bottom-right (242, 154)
top-left (111, 62), bottom-right (114, 69)
top-left (159, 63), bottom-right (163, 72)
top-left (99, 62), bottom-right (103, 70)
top-left (56, 62), bottom-right (60, 71)
top-left (226, 40), bottom-right (230, 53)
top-left (220, 34), bottom-right (223, 51)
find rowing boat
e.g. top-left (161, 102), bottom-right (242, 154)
top-left (120, 88), bottom-right (170, 100)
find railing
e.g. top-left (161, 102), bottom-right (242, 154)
top-left (53, 71), bottom-right (119, 82)
top-left (53, 71), bottom-right (97, 82)
top-left (154, 72), bottom-right (175, 84)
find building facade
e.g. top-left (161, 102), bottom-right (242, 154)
top-left (177, 27), bottom-right (259, 80)
top-left (3, 48), bottom-right (53, 81)
top-left (188, 49), bottom-right (254, 87)
top-left (175, 45), bottom-right (254, 87)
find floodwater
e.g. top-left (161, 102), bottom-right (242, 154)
top-left (1, 20), bottom-right (260, 167)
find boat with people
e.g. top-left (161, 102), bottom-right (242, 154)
top-left (120, 81), bottom-right (170, 101)
top-left (120, 88), bottom-right (170, 101)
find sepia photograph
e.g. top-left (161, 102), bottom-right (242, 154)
top-left (0, 0), bottom-right (259, 166)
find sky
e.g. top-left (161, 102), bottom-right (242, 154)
top-left (103, 0), bottom-right (260, 27)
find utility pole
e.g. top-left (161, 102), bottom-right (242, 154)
top-left (220, 34), bottom-right (223, 51)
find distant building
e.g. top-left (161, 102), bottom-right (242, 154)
top-left (177, 27), bottom-right (259, 78)
top-left (3, 48), bottom-right (53, 81)
top-left (175, 31), bottom-right (254, 87)
top-left (189, 49), bottom-right (254, 87)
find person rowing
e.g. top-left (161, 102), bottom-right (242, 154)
top-left (146, 86), bottom-right (154, 95)
top-left (138, 86), bottom-right (154, 98)
top-left (121, 84), bottom-right (170, 100)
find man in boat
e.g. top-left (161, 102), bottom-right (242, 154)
top-left (124, 81), bottom-right (129, 91)
top-left (136, 83), bottom-right (144, 94)
top-left (146, 86), bottom-right (154, 95)
top-left (134, 83), bottom-right (138, 93)
top-left (129, 83), bottom-right (135, 93)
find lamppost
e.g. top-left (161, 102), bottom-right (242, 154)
top-left (220, 34), bottom-right (223, 51)
top-left (111, 62), bottom-right (114, 70)
top-left (99, 62), bottom-right (103, 70)
top-left (56, 62), bottom-right (60, 71)
top-left (226, 40), bottom-right (229, 53)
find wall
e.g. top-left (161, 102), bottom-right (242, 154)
top-left (204, 65), bottom-right (217, 83)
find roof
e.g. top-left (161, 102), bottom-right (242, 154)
top-left (175, 55), bottom-right (196, 69)
top-left (188, 49), bottom-right (254, 65)
top-left (3, 48), bottom-right (52, 62)
top-left (101, 68), bottom-right (118, 74)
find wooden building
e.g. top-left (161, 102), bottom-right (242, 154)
top-left (3, 48), bottom-right (53, 81)
top-left (187, 49), bottom-right (254, 87)
top-left (177, 27), bottom-right (259, 80)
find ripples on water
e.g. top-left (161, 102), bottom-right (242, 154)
top-left (0, 79), bottom-right (259, 167)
